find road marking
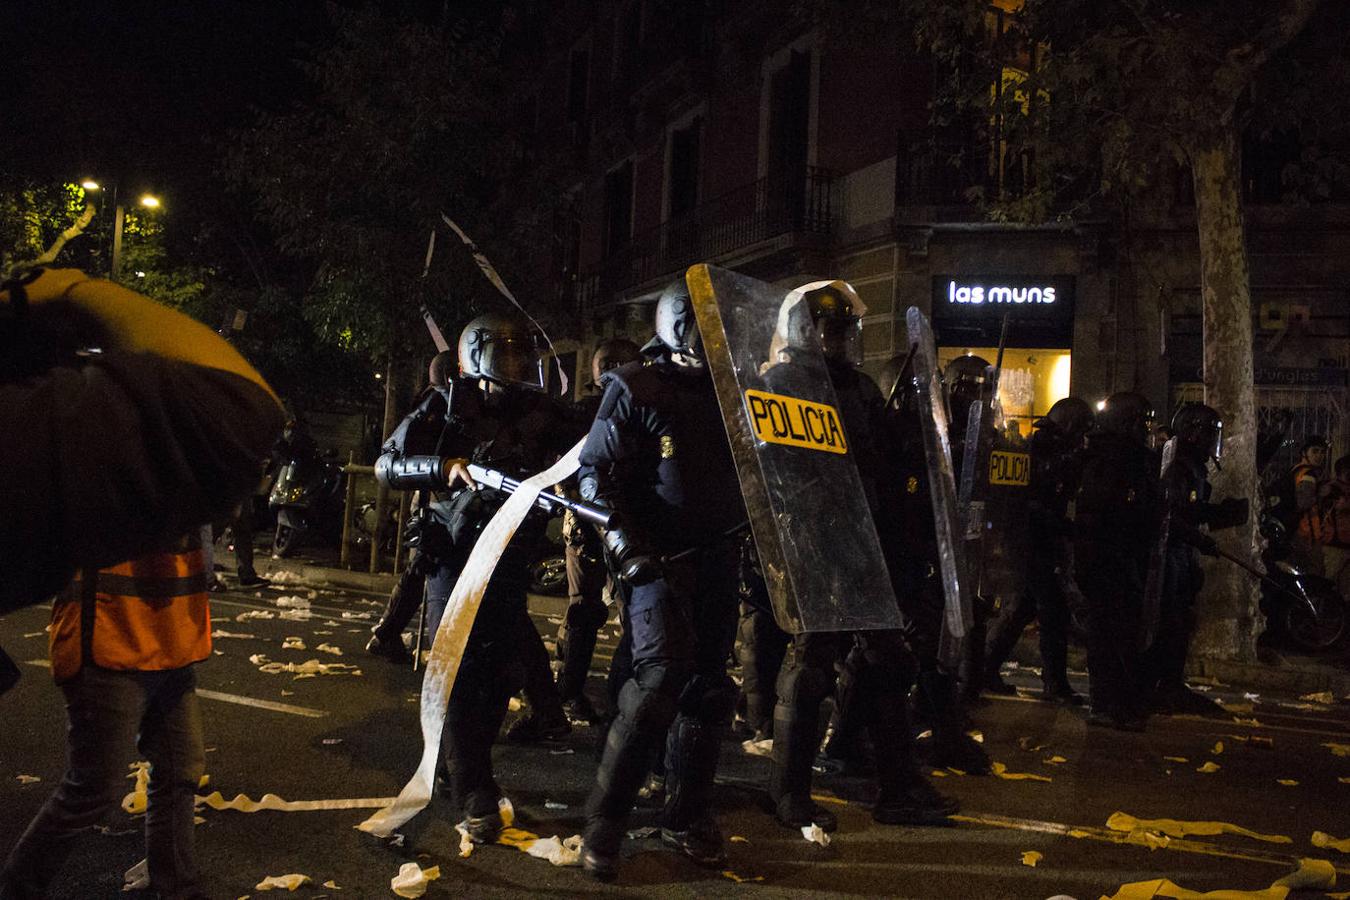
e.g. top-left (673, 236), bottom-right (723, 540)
top-left (951, 811), bottom-right (1350, 876)
top-left (195, 689), bottom-right (328, 718)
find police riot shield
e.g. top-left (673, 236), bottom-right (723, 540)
top-left (904, 307), bottom-right (973, 647)
top-left (1140, 436), bottom-right (1177, 651)
top-left (686, 264), bottom-right (902, 634)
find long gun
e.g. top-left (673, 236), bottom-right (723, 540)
top-left (466, 463), bottom-right (615, 530)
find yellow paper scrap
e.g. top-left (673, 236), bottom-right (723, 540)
top-left (1299, 691), bottom-right (1334, 704)
top-left (1323, 742), bottom-right (1350, 758)
top-left (1212, 742), bottom-right (1224, 755)
top-left (322, 881), bottom-right (340, 890)
top-left (254, 874), bottom-right (312, 892)
top-left (1021, 850), bottom-right (1042, 867)
top-left (1220, 702), bottom-right (1254, 714)
top-left (1044, 756), bottom-right (1068, 765)
top-left (1312, 831), bottom-right (1350, 853)
top-left (1105, 812), bottom-right (1291, 844)
top-left (1100, 857), bottom-right (1332, 900)
top-left (1164, 756), bottom-right (1189, 763)
top-left (722, 871), bottom-right (765, 883)
top-left (197, 791), bottom-right (395, 813)
top-left (1233, 718), bottom-right (1263, 727)
top-left (1339, 777), bottom-right (1350, 785)
top-left (1276, 779), bottom-right (1297, 786)
top-left (1068, 829), bottom-right (1091, 839)
top-left (729, 835), bottom-right (750, 843)
top-left (992, 762), bottom-right (1052, 783)
top-left (1272, 857), bottom-right (1335, 889)
top-left (1197, 762), bottom-right (1221, 774)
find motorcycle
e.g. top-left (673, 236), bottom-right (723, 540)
top-left (267, 448), bottom-right (345, 557)
top-left (1258, 513), bottom-right (1346, 652)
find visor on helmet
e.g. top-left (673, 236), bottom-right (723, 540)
top-left (479, 333), bottom-right (546, 390)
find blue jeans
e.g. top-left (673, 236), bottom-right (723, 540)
top-left (1, 665), bottom-right (205, 899)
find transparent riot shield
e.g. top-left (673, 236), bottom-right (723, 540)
top-left (904, 307), bottom-right (973, 647)
top-left (686, 264), bottom-right (902, 634)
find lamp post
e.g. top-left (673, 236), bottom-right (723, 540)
top-left (80, 181), bottom-right (161, 280)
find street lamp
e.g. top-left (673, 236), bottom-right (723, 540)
top-left (82, 180), bottom-right (161, 279)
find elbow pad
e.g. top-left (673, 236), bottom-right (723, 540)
top-left (375, 454), bottom-right (445, 491)
top-left (578, 471), bottom-right (659, 584)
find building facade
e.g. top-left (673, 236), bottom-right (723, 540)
top-left (525, 1), bottom-right (1349, 465)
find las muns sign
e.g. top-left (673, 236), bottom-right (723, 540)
top-left (932, 276), bottom-right (1076, 323)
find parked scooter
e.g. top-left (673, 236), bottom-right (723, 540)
top-left (1258, 512), bottom-right (1346, 652)
top-left (268, 446), bottom-right (345, 557)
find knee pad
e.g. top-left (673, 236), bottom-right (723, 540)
top-left (617, 665), bottom-right (683, 732)
top-left (775, 658), bottom-right (834, 711)
top-left (677, 673), bottom-right (738, 722)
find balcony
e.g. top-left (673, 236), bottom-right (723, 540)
top-left (576, 167), bottom-right (834, 313)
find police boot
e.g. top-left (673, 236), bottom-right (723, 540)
top-left (660, 816), bottom-right (727, 869)
top-left (366, 565), bottom-right (424, 662)
top-left (769, 704), bottom-right (838, 832)
top-left (957, 619), bottom-right (989, 705)
top-left (818, 646), bottom-right (873, 776)
top-left (662, 715), bottom-right (727, 862)
top-left (873, 769), bottom-right (961, 826)
top-left (919, 670), bottom-right (991, 775)
top-left (868, 664), bottom-right (959, 825)
top-left (582, 816), bottom-right (624, 883)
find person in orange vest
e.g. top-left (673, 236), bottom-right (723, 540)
top-left (0, 537), bottom-right (213, 900)
top-left (1288, 436), bottom-right (1331, 576)
top-left (1322, 454), bottom-right (1350, 601)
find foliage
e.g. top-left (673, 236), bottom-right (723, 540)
top-left (225, 2), bottom-right (549, 362)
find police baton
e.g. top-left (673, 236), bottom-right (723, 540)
top-left (465, 463), bottom-right (614, 529)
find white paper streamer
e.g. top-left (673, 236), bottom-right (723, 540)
top-left (357, 439), bottom-right (585, 836)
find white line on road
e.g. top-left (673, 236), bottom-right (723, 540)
top-left (23, 662), bottom-right (327, 719)
top-left (195, 689), bottom-right (328, 718)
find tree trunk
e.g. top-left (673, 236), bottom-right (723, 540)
top-left (1189, 122), bottom-right (1263, 663)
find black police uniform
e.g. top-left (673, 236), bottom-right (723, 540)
top-left (983, 419), bottom-right (1082, 697)
top-left (580, 357), bottom-right (745, 857)
top-left (734, 538), bottom-right (789, 741)
top-left (375, 378), bottom-right (580, 824)
top-left (555, 391), bottom-right (613, 715)
top-left (1074, 429), bottom-right (1161, 725)
top-left (766, 357), bottom-right (947, 826)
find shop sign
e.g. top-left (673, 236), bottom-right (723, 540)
top-left (932, 275), bottom-right (1076, 322)
top-left (1169, 365), bottom-right (1349, 387)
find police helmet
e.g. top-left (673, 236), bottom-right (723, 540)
top-left (776, 280), bottom-right (865, 366)
top-left (1171, 401), bottom-right (1224, 462)
top-left (1097, 391), bottom-right (1155, 443)
top-left (590, 337), bottom-right (641, 385)
top-left (1037, 396), bottom-right (1094, 442)
top-left (427, 349), bottom-right (457, 389)
top-left (654, 278), bottom-right (703, 362)
top-left (457, 312), bottom-right (546, 390)
top-left (943, 353), bottom-right (992, 415)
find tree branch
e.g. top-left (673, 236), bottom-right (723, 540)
top-left (1214, 0), bottom-right (1322, 104)
top-left (32, 202), bottom-right (96, 266)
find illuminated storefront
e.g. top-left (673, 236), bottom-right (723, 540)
top-left (931, 274), bottom-right (1077, 441)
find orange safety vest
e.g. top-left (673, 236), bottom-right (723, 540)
top-left (1292, 463), bottom-right (1328, 542)
top-left (49, 541), bottom-right (212, 683)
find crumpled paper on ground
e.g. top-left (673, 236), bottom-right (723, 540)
top-left (123, 859), bottom-right (148, 891)
top-left (722, 871), bottom-right (765, 883)
top-left (524, 834), bottom-right (583, 866)
top-left (15, 775), bottom-right (40, 784)
top-left (1299, 691), bottom-right (1334, 704)
top-left (316, 643), bottom-right (343, 656)
top-left (1323, 742), bottom-right (1350, 757)
top-left (1021, 850), bottom-right (1042, 867)
top-left (801, 823), bottom-right (831, 846)
top-left (1197, 762), bottom-right (1221, 774)
top-left (390, 863), bottom-right (439, 898)
top-left (992, 762), bottom-right (1052, 782)
top-left (742, 737), bottom-right (773, 757)
top-left (1312, 831), bottom-right (1350, 853)
top-left (1099, 857), bottom-right (1334, 900)
top-left (1105, 812), bottom-right (1292, 844)
top-left (281, 637), bottom-right (306, 651)
top-left (255, 874), bottom-right (312, 891)
top-left (255, 657), bottom-right (361, 678)
top-left (274, 596), bottom-right (311, 609)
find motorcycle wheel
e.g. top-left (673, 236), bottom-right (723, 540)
top-left (529, 555), bottom-right (568, 596)
top-left (273, 522), bottom-right (298, 558)
top-left (1282, 584), bottom-right (1347, 652)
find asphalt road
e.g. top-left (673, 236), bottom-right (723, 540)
top-left (2, 581), bottom-right (1349, 899)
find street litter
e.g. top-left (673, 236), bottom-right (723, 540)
top-left (1243, 692), bottom-right (1260, 701)
top-left (15, 775), bottom-right (40, 784)
top-left (1219, 702), bottom-right (1254, 714)
top-left (274, 596), bottom-right (310, 609)
top-left (281, 637), bottom-right (306, 651)
top-left (1020, 850), bottom-right (1042, 867)
top-left (390, 863), bottom-right (439, 898)
top-left (801, 823), bottom-right (831, 846)
top-left (254, 874), bottom-right (312, 892)
top-left (523, 834), bottom-right (583, 866)
top-left (1017, 737), bottom-right (1048, 752)
top-left (236, 611), bottom-right (275, 622)
top-left (322, 881), bottom-right (339, 890)
top-left (278, 610), bottom-right (313, 621)
top-left (197, 791), bottom-right (395, 813)
top-left (992, 762), bottom-right (1051, 782)
top-left (730, 835), bottom-right (749, 843)
top-left (339, 611), bottom-right (372, 620)
top-left (508, 697), bottom-right (523, 711)
top-left (1105, 812), bottom-right (1291, 844)
top-left (1276, 779), bottom-right (1298, 786)
top-left (1196, 762), bottom-right (1221, 773)
top-left (1101, 857), bottom-right (1333, 900)
top-left (722, 871), bottom-right (765, 883)
top-left (456, 824), bottom-right (474, 858)
top-left (255, 657), bottom-right (362, 678)
top-left (544, 800), bottom-right (568, 810)
top-left (212, 630), bottom-right (256, 639)
top-left (388, 833), bottom-right (405, 847)
top-left (1043, 756), bottom-right (1067, 765)
top-left (321, 738), bottom-right (343, 746)
top-left (1211, 741), bottom-right (1223, 754)
top-left (1312, 831), bottom-right (1350, 853)
top-left (548, 748), bottom-right (574, 755)
top-left (1300, 690), bottom-right (1334, 704)
top-left (1163, 756), bottom-right (1188, 763)
top-left (123, 859), bottom-right (148, 890)
top-left (316, 643), bottom-right (343, 656)
top-left (742, 737), bottom-right (773, 757)
top-left (1322, 742), bottom-right (1350, 757)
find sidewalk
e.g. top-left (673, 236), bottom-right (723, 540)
top-left (234, 551), bottom-right (1350, 698)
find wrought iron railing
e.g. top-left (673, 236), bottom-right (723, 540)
top-left (576, 166), bottom-right (834, 312)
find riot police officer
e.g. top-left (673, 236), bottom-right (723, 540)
top-left (375, 312), bottom-right (581, 841)
top-left (1144, 402), bottom-right (1247, 714)
top-left (555, 338), bottom-right (642, 724)
top-left (579, 279), bottom-right (745, 881)
top-left (367, 349), bottom-right (459, 663)
top-left (878, 353), bottom-right (992, 775)
top-left (1074, 392), bottom-right (1159, 731)
top-left (766, 284), bottom-right (959, 832)
top-left (983, 397), bottom-right (1093, 703)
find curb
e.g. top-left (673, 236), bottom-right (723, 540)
top-left (251, 558), bottom-right (397, 595)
